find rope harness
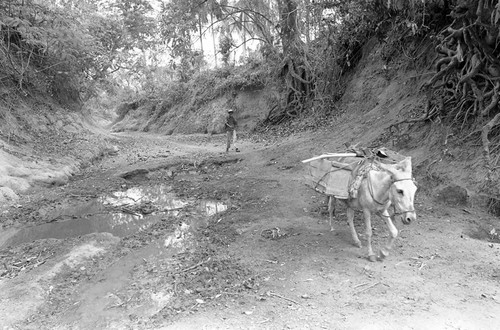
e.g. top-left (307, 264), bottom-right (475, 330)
top-left (349, 160), bottom-right (381, 199)
top-left (351, 159), bottom-right (416, 216)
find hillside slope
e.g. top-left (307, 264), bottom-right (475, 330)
top-left (290, 37), bottom-right (488, 208)
top-left (110, 87), bottom-right (275, 135)
top-left (0, 82), bottom-right (118, 204)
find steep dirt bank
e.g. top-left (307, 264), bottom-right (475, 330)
top-left (0, 86), bottom-right (121, 204)
top-left (110, 87), bottom-right (275, 135)
top-left (328, 38), bottom-right (491, 208)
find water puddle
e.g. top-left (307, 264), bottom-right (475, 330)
top-left (0, 185), bottom-right (228, 249)
top-left (100, 185), bottom-right (188, 211)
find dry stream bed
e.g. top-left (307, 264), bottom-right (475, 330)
top-left (0, 133), bottom-right (499, 329)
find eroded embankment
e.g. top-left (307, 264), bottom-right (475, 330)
top-left (0, 121), bottom-right (124, 203)
top-left (110, 88), bottom-right (274, 136)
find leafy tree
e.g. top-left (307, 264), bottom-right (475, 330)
top-left (0, 0), bottom-right (159, 103)
top-left (219, 32), bottom-right (234, 65)
top-left (159, 0), bottom-right (206, 58)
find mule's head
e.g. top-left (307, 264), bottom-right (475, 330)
top-left (379, 158), bottom-right (417, 224)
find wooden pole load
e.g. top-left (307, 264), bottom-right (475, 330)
top-left (301, 153), bottom-right (358, 164)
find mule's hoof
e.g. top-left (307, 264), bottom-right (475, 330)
top-left (378, 249), bottom-right (389, 260)
top-left (368, 255), bottom-right (377, 262)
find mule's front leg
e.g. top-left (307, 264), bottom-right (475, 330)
top-left (328, 196), bottom-right (335, 231)
top-left (379, 211), bottom-right (398, 260)
top-left (363, 209), bottom-right (376, 262)
top-left (347, 207), bottom-right (362, 248)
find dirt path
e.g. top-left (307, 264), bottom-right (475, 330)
top-left (0, 131), bottom-right (499, 330)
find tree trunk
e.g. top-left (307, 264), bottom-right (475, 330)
top-left (210, 12), bottom-right (217, 67)
top-left (267, 0), bottom-right (314, 123)
top-left (242, 13), bottom-right (247, 59)
top-left (198, 15), bottom-right (204, 54)
top-left (277, 0), bottom-right (300, 55)
top-left (304, 0), bottom-right (310, 44)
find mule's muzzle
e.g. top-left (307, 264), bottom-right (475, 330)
top-left (402, 211), bottom-right (416, 225)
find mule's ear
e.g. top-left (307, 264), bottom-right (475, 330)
top-left (396, 157), bottom-right (412, 172)
top-left (377, 157), bottom-right (412, 176)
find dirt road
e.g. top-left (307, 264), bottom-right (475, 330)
top-left (1, 131), bottom-right (499, 329)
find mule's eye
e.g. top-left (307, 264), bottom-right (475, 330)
top-left (397, 189), bottom-right (404, 195)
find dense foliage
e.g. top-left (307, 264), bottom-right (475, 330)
top-left (0, 1), bottom-right (432, 113)
top-left (0, 0), bottom-right (158, 103)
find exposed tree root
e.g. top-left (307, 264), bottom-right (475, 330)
top-left (482, 81), bottom-right (500, 117)
top-left (482, 112), bottom-right (500, 179)
top-left (422, 56), bottom-right (459, 90)
top-left (422, 0), bottom-right (500, 194)
top-left (390, 90), bottom-right (439, 132)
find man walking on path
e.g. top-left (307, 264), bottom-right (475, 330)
top-left (225, 109), bottom-right (239, 152)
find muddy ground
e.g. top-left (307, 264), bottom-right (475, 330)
top-left (0, 129), bottom-right (499, 330)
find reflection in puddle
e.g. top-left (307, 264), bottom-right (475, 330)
top-left (0, 185), bottom-right (229, 249)
top-left (100, 186), bottom-right (190, 214)
top-left (1, 212), bottom-right (162, 248)
top-left (100, 186), bottom-right (188, 210)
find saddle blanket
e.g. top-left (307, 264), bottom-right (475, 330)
top-left (304, 148), bottom-right (407, 199)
